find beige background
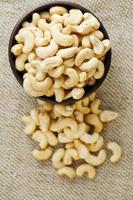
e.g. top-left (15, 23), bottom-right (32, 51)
top-left (0, 0), bottom-right (133, 199)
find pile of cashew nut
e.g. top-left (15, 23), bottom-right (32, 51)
top-left (22, 92), bottom-right (122, 179)
top-left (11, 6), bottom-right (111, 102)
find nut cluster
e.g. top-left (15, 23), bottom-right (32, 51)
top-left (11, 6), bottom-right (111, 102)
top-left (22, 92), bottom-right (122, 179)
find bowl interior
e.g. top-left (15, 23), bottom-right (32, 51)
top-left (8, 1), bottom-right (111, 104)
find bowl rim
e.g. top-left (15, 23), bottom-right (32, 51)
top-left (8, 1), bottom-right (111, 104)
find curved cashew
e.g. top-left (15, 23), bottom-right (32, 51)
top-left (90, 30), bottom-right (104, 40)
top-left (32, 13), bottom-right (40, 26)
top-left (31, 60), bottom-right (46, 81)
top-left (51, 24), bottom-right (74, 46)
top-left (62, 25), bottom-right (72, 35)
top-left (53, 77), bottom-right (64, 89)
top-left (58, 133), bottom-right (73, 143)
top-left (40, 11), bottom-right (51, 22)
top-left (32, 147), bottom-right (53, 161)
top-left (71, 88), bottom-right (85, 100)
top-left (76, 164), bottom-right (96, 179)
top-left (65, 143), bottom-right (74, 149)
top-left (22, 115), bottom-right (36, 135)
top-left (36, 39), bottom-right (59, 59)
top-left (79, 57), bottom-right (98, 72)
top-left (50, 117), bottom-right (78, 133)
top-left (100, 110), bottom-right (119, 123)
top-left (52, 148), bottom-right (65, 169)
top-left (74, 139), bottom-right (89, 159)
top-left (54, 104), bottom-right (73, 117)
top-left (85, 113), bottom-right (103, 133)
top-left (94, 60), bottom-right (105, 79)
top-left (107, 142), bottom-right (122, 163)
top-left (64, 9), bottom-right (83, 26)
top-left (90, 98), bottom-right (101, 114)
top-left (51, 14), bottom-right (64, 24)
top-left (57, 47), bottom-right (79, 59)
top-left (97, 39), bottom-right (111, 58)
top-left (75, 100), bottom-right (90, 115)
top-left (80, 132), bottom-right (99, 144)
top-left (15, 34), bottom-right (23, 43)
top-left (45, 131), bottom-right (58, 146)
top-left (57, 167), bottom-right (76, 179)
top-left (63, 148), bottom-right (79, 165)
top-left (38, 19), bottom-right (53, 31)
top-left (90, 35), bottom-right (105, 55)
top-left (39, 112), bottom-right (50, 133)
top-left (49, 6), bottom-right (67, 15)
top-left (15, 53), bottom-right (28, 71)
top-left (48, 64), bottom-right (64, 78)
top-left (63, 68), bottom-right (78, 89)
top-left (72, 34), bottom-right (80, 47)
top-left (54, 87), bottom-right (65, 102)
top-left (79, 72), bottom-right (87, 82)
top-left (81, 35), bottom-right (92, 48)
top-left (85, 149), bottom-right (106, 166)
top-left (75, 48), bottom-right (94, 67)
top-left (30, 108), bottom-right (39, 125)
top-left (11, 44), bottom-right (23, 56)
top-left (40, 55), bottom-right (63, 72)
top-left (32, 130), bottom-right (48, 149)
top-left (20, 26), bottom-right (43, 38)
top-left (74, 111), bottom-right (84, 123)
top-left (87, 68), bottom-right (96, 79)
top-left (19, 30), bottom-right (34, 53)
top-left (63, 57), bottom-right (75, 68)
top-left (28, 52), bottom-right (35, 63)
top-left (88, 136), bottom-right (104, 152)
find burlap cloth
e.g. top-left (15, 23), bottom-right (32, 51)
top-left (0, 0), bottom-right (133, 199)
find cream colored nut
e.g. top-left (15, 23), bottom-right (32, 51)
top-left (39, 112), bottom-right (50, 133)
top-left (79, 72), bottom-right (87, 82)
top-left (76, 164), bottom-right (96, 179)
top-left (72, 34), bottom-right (80, 47)
top-left (64, 9), bottom-right (83, 26)
top-left (94, 60), bottom-right (105, 79)
top-left (45, 86), bottom-right (54, 97)
top-left (50, 117), bottom-right (78, 133)
top-left (22, 21), bottom-right (32, 27)
top-left (58, 133), bottom-right (73, 143)
top-left (45, 131), bottom-right (58, 146)
top-left (85, 149), bottom-right (106, 166)
top-left (38, 19), bottom-right (52, 31)
top-left (40, 11), bottom-right (51, 21)
top-left (100, 110), bottom-right (119, 123)
top-left (62, 25), bottom-right (72, 35)
top-left (65, 143), bottom-right (74, 149)
top-left (88, 136), bottom-right (104, 152)
top-left (32, 13), bottom-right (40, 26)
top-left (80, 132), bottom-right (100, 144)
top-left (75, 48), bottom-right (94, 67)
top-left (53, 77), bottom-right (64, 89)
top-left (89, 92), bottom-right (96, 101)
top-left (107, 142), bottom-right (122, 163)
top-left (15, 53), bottom-right (28, 71)
top-left (49, 6), bottom-right (67, 15)
top-left (85, 113), bottom-right (103, 133)
top-left (30, 108), bottom-right (39, 125)
top-left (75, 101), bottom-right (90, 115)
top-left (31, 59), bottom-right (41, 69)
top-left (48, 64), bottom-right (64, 78)
top-left (19, 30), bottom-right (34, 53)
top-left (15, 34), bottom-right (24, 43)
top-left (52, 148), bottom-right (65, 169)
top-left (54, 87), bottom-right (65, 102)
top-left (28, 52), bottom-right (35, 63)
top-left (57, 47), bottom-right (79, 59)
top-left (36, 39), bottom-right (59, 59)
top-left (11, 44), bottom-right (23, 56)
top-left (36, 71), bottom-right (46, 81)
top-left (31, 60), bottom-right (46, 81)
top-left (40, 56), bottom-right (63, 72)
top-left (51, 24), bottom-right (74, 47)
top-left (54, 104), bottom-right (73, 117)
top-left (63, 68), bottom-right (78, 89)
top-left (22, 116), bottom-right (36, 135)
top-left (24, 63), bottom-right (32, 72)
top-left (35, 37), bottom-right (49, 47)
top-left (63, 148), bottom-right (79, 165)
top-left (32, 147), bottom-right (53, 161)
top-left (87, 68), bottom-right (96, 79)
top-left (79, 57), bottom-right (98, 72)
top-left (90, 98), bottom-right (101, 114)
top-left (71, 88), bottom-right (85, 100)
top-left (82, 97), bottom-right (90, 106)
top-left (51, 14), bottom-right (64, 24)
top-left (83, 12), bottom-right (95, 20)
top-left (28, 68), bottom-right (36, 75)
top-left (57, 167), bottom-right (76, 179)
top-left (97, 39), bottom-right (111, 58)
top-left (63, 57), bottom-right (75, 68)
top-left (74, 111), bottom-right (84, 123)
top-left (32, 130), bottom-right (48, 149)
top-left (81, 35), bottom-right (92, 48)
top-left (20, 26), bottom-right (43, 38)
top-left (74, 139), bottom-right (89, 159)
top-left (90, 35), bottom-right (105, 55)
top-left (89, 30), bottom-right (104, 40)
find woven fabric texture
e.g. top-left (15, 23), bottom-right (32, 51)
top-left (0, 0), bottom-right (133, 199)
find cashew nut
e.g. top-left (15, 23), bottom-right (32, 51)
top-left (89, 92), bottom-right (96, 101)
top-left (74, 110), bottom-right (84, 123)
top-left (64, 9), bottom-right (83, 26)
top-left (15, 53), bottom-right (28, 71)
top-left (81, 35), bottom-right (92, 48)
top-left (54, 104), bottom-right (73, 117)
top-left (62, 25), bottom-right (72, 35)
top-left (71, 88), bottom-right (85, 100)
top-left (40, 11), bottom-right (51, 22)
top-left (90, 98), bottom-right (101, 114)
top-left (38, 19), bottom-right (53, 31)
top-left (63, 68), bottom-right (78, 89)
top-left (45, 131), bottom-right (58, 146)
top-left (58, 133), bottom-right (73, 143)
top-left (30, 108), bottom-right (39, 125)
top-left (28, 52), bottom-right (35, 63)
top-left (107, 142), bottom-right (122, 163)
top-left (74, 139), bottom-right (89, 159)
top-left (79, 72), bottom-right (87, 82)
top-left (72, 34), bottom-right (80, 47)
top-left (49, 6), bottom-right (67, 15)
top-left (80, 132), bottom-right (100, 144)
top-left (88, 136), bottom-right (104, 152)
top-left (19, 30), bottom-right (34, 53)
top-left (75, 100), bottom-right (90, 114)
top-left (54, 87), bottom-right (65, 102)
top-left (85, 113), bottom-right (103, 133)
top-left (75, 48), bottom-right (94, 67)
top-left (51, 14), bottom-right (64, 24)
top-left (97, 39), bottom-right (111, 58)
top-left (76, 164), bottom-right (96, 179)
top-left (32, 13), bottom-right (40, 26)
top-left (48, 64), bottom-right (64, 78)
top-left (79, 57), bottom-right (98, 72)
top-left (32, 130), bottom-right (48, 149)
top-left (100, 110), bottom-right (119, 123)
top-left (52, 148), bottom-right (65, 169)
top-left (57, 167), bottom-right (76, 179)
top-left (90, 35), bottom-right (105, 55)
top-left (11, 44), bottom-right (23, 56)
top-left (57, 47), bottom-right (79, 59)
top-left (63, 57), bottom-right (75, 68)
top-left (53, 77), bottom-right (64, 89)
top-left (85, 149), bottom-right (106, 166)
top-left (63, 148), bottom-right (79, 165)
top-left (90, 30), bottom-right (104, 40)
top-left (22, 115), bottom-right (36, 135)
top-left (32, 147), bottom-right (53, 161)
top-left (94, 60), bottom-right (105, 79)
top-left (39, 112), bottom-right (50, 133)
